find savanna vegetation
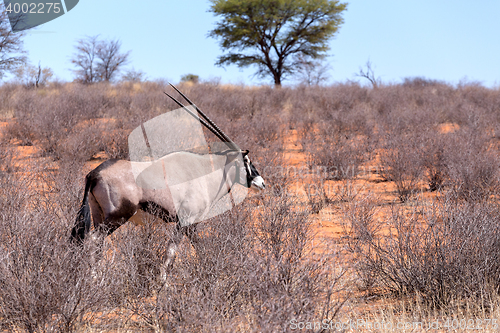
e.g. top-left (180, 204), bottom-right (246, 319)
top-left (0, 79), bottom-right (499, 331)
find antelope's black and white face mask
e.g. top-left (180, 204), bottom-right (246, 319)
top-left (225, 150), bottom-right (265, 192)
top-left (241, 151), bottom-right (265, 191)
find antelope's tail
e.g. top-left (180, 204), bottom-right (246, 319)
top-left (71, 174), bottom-right (93, 244)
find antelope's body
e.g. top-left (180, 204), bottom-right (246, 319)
top-left (73, 150), bottom-right (263, 238)
top-left (71, 150), bottom-right (264, 275)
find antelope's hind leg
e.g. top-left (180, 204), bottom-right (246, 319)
top-left (96, 198), bottom-right (138, 236)
top-left (88, 193), bottom-right (103, 232)
top-left (89, 198), bottom-right (138, 279)
top-left (87, 193), bottom-right (108, 257)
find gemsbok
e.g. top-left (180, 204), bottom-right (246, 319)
top-left (71, 84), bottom-right (265, 273)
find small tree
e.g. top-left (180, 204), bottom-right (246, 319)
top-left (14, 62), bottom-right (53, 88)
top-left (0, 9), bottom-right (27, 78)
top-left (96, 39), bottom-right (130, 82)
top-left (209, 0), bottom-right (346, 86)
top-left (71, 35), bottom-right (100, 83)
top-left (355, 60), bottom-right (381, 88)
top-left (180, 73), bottom-right (199, 84)
top-left (71, 35), bottom-right (130, 83)
top-left (121, 68), bottom-right (146, 82)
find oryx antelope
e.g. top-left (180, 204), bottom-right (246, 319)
top-left (71, 84), bottom-right (265, 273)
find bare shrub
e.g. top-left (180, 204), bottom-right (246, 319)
top-left (250, 144), bottom-right (292, 193)
top-left (402, 76), bottom-right (444, 88)
top-left (356, 60), bottom-right (381, 88)
top-left (444, 129), bottom-right (499, 202)
top-left (304, 174), bottom-right (362, 213)
top-left (302, 110), bottom-right (371, 182)
top-left (290, 83), bottom-right (370, 123)
top-left (108, 217), bottom-right (172, 331)
top-left (341, 196), bottom-right (381, 291)
top-left (246, 191), bottom-right (346, 331)
top-left (308, 134), bottom-right (369, 181)
top-left (305, 179), bottom-right (331, 213)
top-left (369, 83), bottom-right (453, 135)
top-left (3, 85), bottom-right (104, 159)
top-left (380, 133), bottom-right (425, 202)
top-left (333, 179), bottom-right (364, 204)
top-left (0, 172), bottom-right (117, 332)
top-left (343, 196), bottom-right (500, 309)
top-left (0, 83), bottom-right (138, 164)
top-left (421, 132), bottom-right (448, 192)
top-left (247, 114), bottom-right (282, 149)
top-left (160, 207), bottom-right (256, 331)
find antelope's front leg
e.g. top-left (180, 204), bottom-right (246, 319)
top-left (160, 222), bottom-right (184, 281)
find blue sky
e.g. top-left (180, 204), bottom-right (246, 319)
top-left (17, 0), bottom-right (500, 87)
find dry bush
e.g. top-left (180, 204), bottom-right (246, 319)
top-left (369, 82), bottom-right (500, 202)
top-left (291, 83), bottom-right (372, 140)
top-left (306, 133), bottom-right (370, 181)
top-left (0, 118), bottom-right (343, 332)
top-left (402, 76), bottom-right (445, 88)
top-left (420, 131), bottom-right (448, 192)
top-left (368, 82), bottom-right (459, 137)
top-left (0, 82), bottom-right (168, 163)
top-left (292, 85), bottom-right (374, 190)
top-left (0, 171), bottom-right (118, 332)
top-left (380, 133), bottom-right (425, 202)
top-left (1, 84), bottom-right (115, 159)
top-left (0, 127), bottom-right (122, 331)
top-left (290, 83), bottom-right (370, 122)
top-left (343, 196), bottom-right (500, 310)
top-left (305, 177), bottom-right (332, 213)
top-left (182, 84), bottom-right (283, 121)
top-left (455, 82), bottom-right (500, 123)
top-left (0, 82), bottom-right (290, 168)
top-left (444, 128), bottom-right (499, 202)
top-left (241, 190), bottom-right (345, 332)
top-left (106, 218), bottom-right (172, 331)
top-left (375, 93), bottom-right (499, 202)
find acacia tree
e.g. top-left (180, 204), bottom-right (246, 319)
top-left (209, 0), bottom-right (346, 86)
top-left (71, 35), bottom-right (130, 83)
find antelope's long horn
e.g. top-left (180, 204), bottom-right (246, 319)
top-left (163, 92), bottom-right (229, 144)
top-left (169, 83), bottom-right (237, 148)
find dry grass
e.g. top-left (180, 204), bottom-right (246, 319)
top-left (0, 80), bottom-right (500, 331)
